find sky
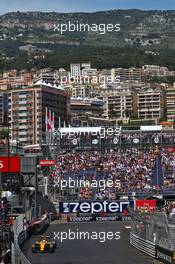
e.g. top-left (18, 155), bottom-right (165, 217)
top-left (0, 0), bottom-right (174, 14)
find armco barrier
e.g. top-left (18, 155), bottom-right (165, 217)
top-left (130, 209), bottom-right (175, 263)
top-left (130, 233), bottom-right (156, 258)
top-left (12, 237), bottom-right (31, 264)
top-left (12, 214), bottom-right (50, 264)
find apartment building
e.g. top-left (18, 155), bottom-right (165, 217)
top-left (142, 65), bottom-right (160, 74)
top-left (0, 72), bottom-right (32, 90)
top-left (71, 97), bottom-right (103, 126)
top-left (137, 88), bottom-right (165, 120)
top-left (142, 65), bottom-right (172, 77)
top-left (0, 93), bottom-right (8, 125)
top-left (8, 85), bottom-right (70, 146)
top-left (71, 84), bottom-right (91, 98)
top-left (166, 85), bottom-right (175, 122)
top-left (111, 67), bottom-right (145, 82)
top-left (99, 87), bottom-right (135, 120)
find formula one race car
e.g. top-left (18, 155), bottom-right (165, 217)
top-left (32, 235), bottom-right (56, 253)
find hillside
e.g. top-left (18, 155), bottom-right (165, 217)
top-left (0, 9), bottom-right (175, 70)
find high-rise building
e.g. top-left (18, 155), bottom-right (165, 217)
top-left (8, 85), bottom-right (70, 146)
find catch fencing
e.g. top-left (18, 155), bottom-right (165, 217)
top-left (130, 209), bottom-right (175, 263)
top-left (12, 213), bottom-right (50, 264)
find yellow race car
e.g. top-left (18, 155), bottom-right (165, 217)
top-left (32, 235), bottom-right (56, 253)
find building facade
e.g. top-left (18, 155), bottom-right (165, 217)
top-left (70, 64), bottom-right (81, 78)
top-left (99, 87), bottom-right (135, 121)
top-left (137, 88), bottom-right (165, 120)
top-left (0, 93), bottom-right (8, 126)
top-left (166, 85), bottom-right (175, 122)
top-left (8, 85), bottom-right (70, 146)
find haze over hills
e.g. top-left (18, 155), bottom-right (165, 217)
top-left (0, 9), bottom-right (175, 70)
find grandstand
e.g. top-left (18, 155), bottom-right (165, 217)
top-left (42, 125), bottom-right (175, 151)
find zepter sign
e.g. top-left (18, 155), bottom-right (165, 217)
top-left (59, 201), bottom-right (133, 214)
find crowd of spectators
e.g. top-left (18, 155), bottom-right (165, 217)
top-left (49, 147), bottom-right (175, 200)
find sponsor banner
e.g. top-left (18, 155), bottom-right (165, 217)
top-left (69, 216), bottom-right (93, 222)
top-left (0, 156), bottom-right (20, 173)
top-left (95, 216), bottom-right (120, 222)
top-left (59, 201), bottom-right (133, 214)
top-left (156, 246), bottom-right (175, 264)
top-left (135, 200), bottom-right (157, 211)
top-left (95, 216), bottom-right (131, 222)
top-left (39, 160), bottom-right (55, 166)
top-left (68, 216), bottom-right (131, 222)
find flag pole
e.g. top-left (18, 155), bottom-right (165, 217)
top-left (45, 107), bottom-right (48, 144)
top-left (52, 111), bottom-right (55, 144)
top-left (49, 109), bottom-right (51, 144)
top-left (59, 116), bottom-right (61, 148)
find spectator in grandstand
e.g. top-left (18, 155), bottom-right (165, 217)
top-left (49, 147), bottom-right (175, 200)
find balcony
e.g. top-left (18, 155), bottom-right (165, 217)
top-left (26, 107), bottom-right (33, 110)
top-left (19, 131), bottom-right (27, 136)
top-left (18, 114), bottom-right (28, 118)
top-left (26, 94), bottom-right (33, 98)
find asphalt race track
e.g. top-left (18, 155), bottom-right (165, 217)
top-left (22, 221), bottom-right (162, 264)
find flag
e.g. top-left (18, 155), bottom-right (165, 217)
top-left (47, 110), bottom-right (54, 132)
top-left (51, 112), bottom-right (55, 144)
top-left (52, 112), bottom-right (55, 131)
top-left (45, 108), bottom-right (55, 143)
